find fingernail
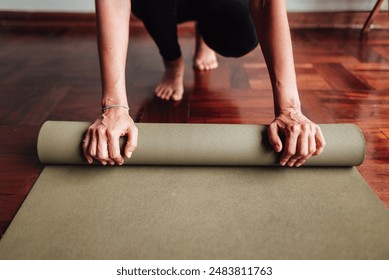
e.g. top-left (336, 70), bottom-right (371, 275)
top-left (280, 161), bottom-right (286, 166)
top-left (87, 159), bottom-right (93, 164)
top-left (126, 152), bottom-right (132, 158)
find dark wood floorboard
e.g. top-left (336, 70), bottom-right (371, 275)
top-left (0, 27), bottom-right (389, 237)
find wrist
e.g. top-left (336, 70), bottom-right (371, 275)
top-left (273, 87), bottom-right (301, 115)
top-left (101, 106), bottom-right (130, 119)
top-left (102, 104), bottom-right (130, 113)
top-left (101, 96), bottom-right (128, 108)
top-left (275, 104), bottom-right (301, 115)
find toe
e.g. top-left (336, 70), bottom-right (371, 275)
top-left (172, 91), bottom-right (183, 101)
top-left (155, 86), bottom-right (163, 97)
top-left (161, 89), bottom-right (168, 100)
top-left (157, 88), bottom-right (166, 99)
top-left (196, 63), bottom-right (205, 71)
top-left (172, 86), bottom-right (184, 100)
top-left (162, 89), bottom-right (172, 100)
top-left (165, 89), bottom-right (173, 100)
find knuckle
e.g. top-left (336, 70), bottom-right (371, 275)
top-left (97, 126), bottom-right (106, 135)
top-left (269, 138), bottom-right (276, 146)
top-left (270, 122), bottom-right (278, 129)
top-left (97, 149), bottom-right (108, 158)
top-left (90, 125), bottom-right (98, 133)
top-left (285, 151), bottom-right (294, 157)
top-left (106, 130), bottom-right (116, 139)
top-left (94, 156), bottom-right (102, 160)
top-left (289, 124), bottom-right (301, 133)
top-left (95, 153), bottom-right (107, 161)
top-left (127, 144), bottom-right (137, 151)
top-left (301, 123), bottom-right (309, 132)
top-left (100, 154), bottom-right (109, 160)
top-left (112, 155), bottom-right (123, 162)
top-left (299, 151), bottom-right (309, 157)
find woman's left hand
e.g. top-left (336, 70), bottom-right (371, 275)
top-left (268, 109), bottom-right (326, 167)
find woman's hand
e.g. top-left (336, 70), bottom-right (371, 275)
top-left (268, 109), bottom-right (326, 167)
top-left (82, 108), bottom-right (138, 165)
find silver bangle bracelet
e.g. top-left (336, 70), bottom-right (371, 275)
top-left (102, 105), bottom-right (130, 112)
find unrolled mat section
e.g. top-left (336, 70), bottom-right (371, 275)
top-left (0, 121), bottom-right (388, 259)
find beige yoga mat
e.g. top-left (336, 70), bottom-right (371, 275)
top-left (0, 121), bottom-right (388, 259)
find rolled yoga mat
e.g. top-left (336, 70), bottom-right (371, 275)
top-left (37, 121), bottom-right (365, 166)
top-left (0, 121), bottom-right (388, 259)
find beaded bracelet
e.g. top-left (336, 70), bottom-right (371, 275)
top-left (102, 105), bottom-right (130, 112)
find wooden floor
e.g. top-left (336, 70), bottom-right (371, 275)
top-left (0, 25), bottom-right (389, 237)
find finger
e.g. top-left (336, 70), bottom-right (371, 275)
top-left (280, 127), bottom-right (299, 166)
top-left (124, 126), bottom-right (138, 159)
top-left (307, 130), bottom-right (317, 158)
top-left (82, 129), bottom-right (93, 164)
top-left (288, 126), bottom-right (310, 167)
top-left (295, 131), bottom-right (316, 168)
top-left (313, 126), bottom-right (326, 156)
top-left (267, 123), bottom-right (283, 153)
top-left (107, 131), bottom-right (124, 165)
top-left (88, 128), bottom-right (98, 159)
top-left (96, 127), bottom-right (109, 165)
top-left (288, 129), bottom-right (309, 167)
top-left (295, 158), bottom-right (307, 168)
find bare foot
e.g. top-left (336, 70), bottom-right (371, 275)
top-left (155, 57), bottom-right (185, 101)
top-left (193, 29), bottom-right (218, 71)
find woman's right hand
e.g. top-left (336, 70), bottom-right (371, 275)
top-left (82, 107), bottom-right (138, 165)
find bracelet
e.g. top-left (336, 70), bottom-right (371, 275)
top-left (102, 105), bottom-right (130, 112)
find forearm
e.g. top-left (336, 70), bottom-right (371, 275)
top-left (250, 0), bottom-right (300, 115)
top-left (95, 0), bottom-right (131, 107)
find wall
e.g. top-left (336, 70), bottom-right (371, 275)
top-left (0, 0), bottom-right (95, 12)
top-left (0, 0), bottom-right (387, 12)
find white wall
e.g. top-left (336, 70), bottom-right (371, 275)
top-left (287, 0), bottom-right (388, 12)
top-left (0, 0), bottom-right (387, 12)
top-left (0, 0), bottom-right (95, 12)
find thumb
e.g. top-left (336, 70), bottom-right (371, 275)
top-left (268, 123), bottom-right (283, 153)
top-left (124, 126), bottom-right (138, 158)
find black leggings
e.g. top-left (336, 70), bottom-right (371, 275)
top-left (131, 0), bottom-right (258, 61)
